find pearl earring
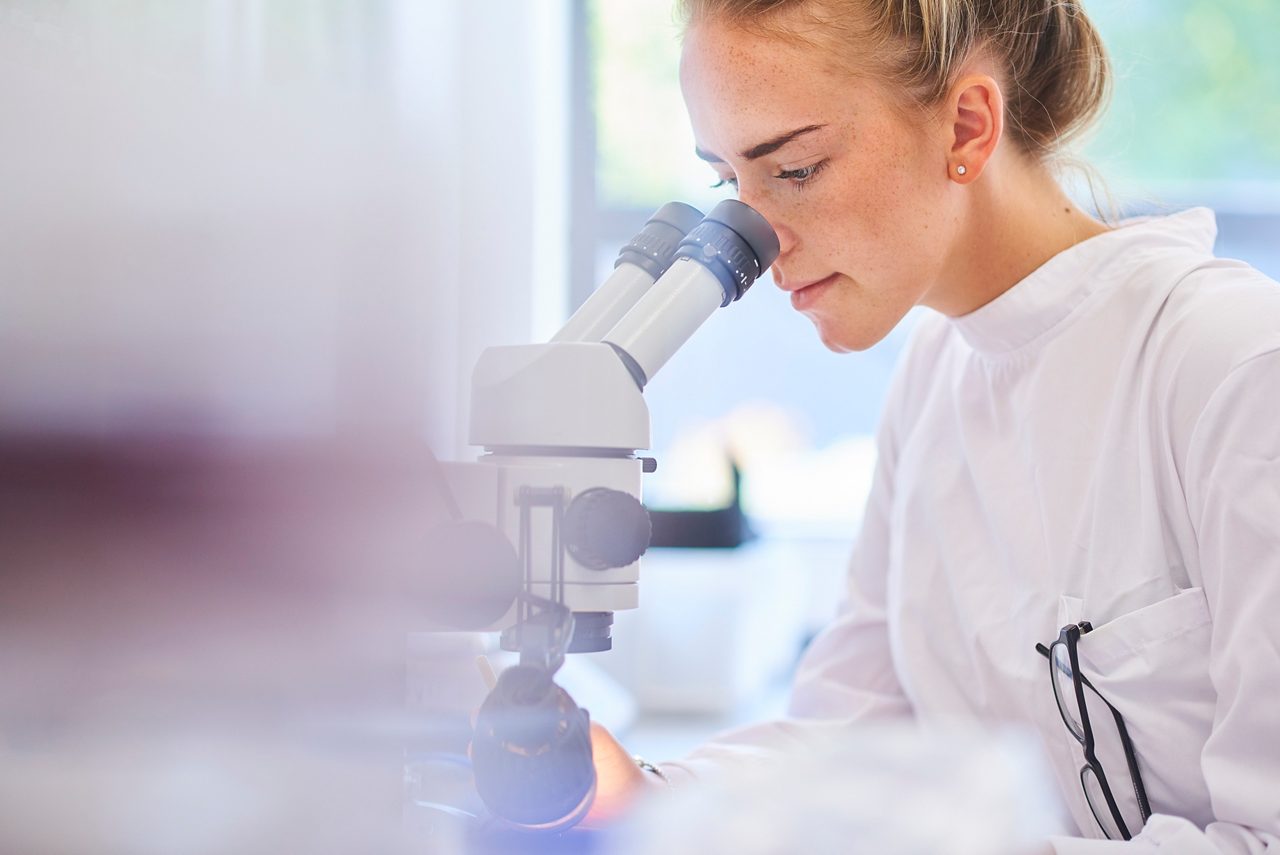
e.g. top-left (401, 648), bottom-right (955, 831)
top-left (956, 164), bottom-right (968, 176)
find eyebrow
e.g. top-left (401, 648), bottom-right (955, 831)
top-left (695, 123), bottom-right (827, 163)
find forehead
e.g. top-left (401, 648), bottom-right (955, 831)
top-left (679, 20), bottom-right (864, 155)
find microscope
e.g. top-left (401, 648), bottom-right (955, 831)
top-left (424, 198), bottom-right (779, 831)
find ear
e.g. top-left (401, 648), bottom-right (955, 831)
top-left (945, 74), bottom-right (1003, 183)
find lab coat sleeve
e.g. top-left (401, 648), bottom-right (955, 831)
top-left (658, 364), bottom-right (915, 787)
top-left (784, 415), bottom-right (913, 722)
top-left (1050, 348), bottom-right (1280, 853)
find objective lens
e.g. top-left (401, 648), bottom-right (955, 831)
top-left (470, 665), bottom-right (596, 830)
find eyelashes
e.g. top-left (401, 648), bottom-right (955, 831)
top-left (776, 160), bottom-right (828, 186)
top-left (710, 159), bottom-right (829, 192)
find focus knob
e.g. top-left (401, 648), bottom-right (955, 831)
top-left (563, 488), bottom-right (651, 570)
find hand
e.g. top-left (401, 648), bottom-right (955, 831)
top-left (580, 721), bottom-right (668, 829)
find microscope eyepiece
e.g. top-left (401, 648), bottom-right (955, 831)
top-left (615, 201), bottom-right (706, 280)
top-left (708, 198), bottom-right (781, 272)
top-left (552, 201), bottom-right (705, 343)
top-left (600, 199), bottom-right (780, 386)
top-left (673, 198), bottom-right (781, 305)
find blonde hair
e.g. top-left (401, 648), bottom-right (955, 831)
top-left (677, 0), bottom-right (1111, 159)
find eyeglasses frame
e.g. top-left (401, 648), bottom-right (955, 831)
top-left (1036, 621), bottom-right (1153, 840)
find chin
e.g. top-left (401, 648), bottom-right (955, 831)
top-left (809, 316), bottom-right (887, 353)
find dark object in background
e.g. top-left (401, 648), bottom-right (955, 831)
top-left (647, 459), bottom-right (755, 549)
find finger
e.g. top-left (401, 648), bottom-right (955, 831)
top-left (475, 655), bottom-right (498, 690)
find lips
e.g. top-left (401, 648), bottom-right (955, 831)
top-left (783, 273), bottom-right (839, 310)
top-left (778, 271), bottom-right (836, 292)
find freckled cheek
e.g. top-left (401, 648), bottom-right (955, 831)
top-left (804, 187), bottom-right (888, 246)
top-left (861, 163), bottom-right (920, 215)
top-left (854, 132), bottom-right (937, 209)
top-left (766, 161), bottom-right (927, 269)
top-left (850, 162), bottom-right (942, 259)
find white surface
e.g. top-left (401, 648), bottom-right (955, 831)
top-left (620, 675), bottom-right (791, 763)
top-left (618, 723), bottom-right (1068, 855)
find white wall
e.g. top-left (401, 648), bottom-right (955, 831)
top-left (0, 0), bottom-right (570, 459)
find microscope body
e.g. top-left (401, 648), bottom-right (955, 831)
top-left (433, 199), bottom-right (779, 831)
top-left (447, 341), bottom-right (653, 627)
top-left (436, 197), bottom-right (779, 649)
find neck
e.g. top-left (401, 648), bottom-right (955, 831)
top-left (926, 152), bottom-right (1109, 317)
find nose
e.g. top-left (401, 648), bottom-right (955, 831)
top-left (771, 220), bottom-right (798, 259)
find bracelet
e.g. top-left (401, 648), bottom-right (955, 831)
top-left (633, 754), bottom-right (669, 784)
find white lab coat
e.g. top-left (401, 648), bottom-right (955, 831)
top-left (660, 209), bottom-right (1280, 851)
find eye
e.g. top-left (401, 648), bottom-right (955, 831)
top-left (775, 159), bottom-right (828, 187)
top-left (711, 175), bottom-right (738, 191)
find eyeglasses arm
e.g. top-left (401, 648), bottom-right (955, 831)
top-left (1033, 641), bottom-right (1152, 823)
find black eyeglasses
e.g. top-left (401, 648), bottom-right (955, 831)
top-left (1036, 622), bottom-right (1152, 840)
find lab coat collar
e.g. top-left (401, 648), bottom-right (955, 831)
top-left (950, 207), bottom-right (1218, 357)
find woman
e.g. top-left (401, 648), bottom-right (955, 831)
top-left (589, 0), bottom-right (1280, 849)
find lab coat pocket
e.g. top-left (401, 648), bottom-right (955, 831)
top-left (1077, 587), bottom-right (1210, 671)
top-left (1070, 588), bottom-right (1216, 829)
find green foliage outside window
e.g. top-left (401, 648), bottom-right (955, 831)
top-left (1088, 0), bottom-right (1280, 184)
